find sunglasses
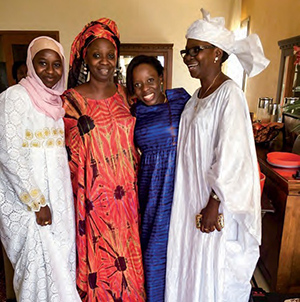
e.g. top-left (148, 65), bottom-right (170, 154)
top-left (180, 45), bottom-right (215, 58)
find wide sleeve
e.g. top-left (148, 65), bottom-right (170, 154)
top-left (207, 84), bottom-right (261, 244)
top-left (0, 87), bottom-right (48, 212)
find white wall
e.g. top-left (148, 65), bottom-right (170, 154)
top-left (0, 0), bottom-right (240, 94)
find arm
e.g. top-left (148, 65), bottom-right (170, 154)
top-left (201, 84), bottom-right (261, 240)
top-left (0, 87), bottom-right (51, 225)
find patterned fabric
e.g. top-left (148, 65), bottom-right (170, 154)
top-left (0, 85), bottom-right (80, 301)
top-left (68, 18), bottom-right (120, 89)
top-left (134, 88), bottom-right (190, 302)
top-left (62, 84), bottom-right (145, 302)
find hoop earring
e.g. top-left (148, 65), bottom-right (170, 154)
top-left (214, 57), bottom-right (219, 64)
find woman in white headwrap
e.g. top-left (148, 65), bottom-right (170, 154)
top-left (0, 36), bottom-right (80, 301)
top-left (165, 9), bottom-right (269, 302)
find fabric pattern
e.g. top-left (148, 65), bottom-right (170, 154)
top-left (62, 84), bottom-right (145, 302)
top-left (165, 80), bottom-right (261, 302)
top-left (0, 85), bottom-right (80, 302)
top-left (134, 88), bottom-right (190, 302)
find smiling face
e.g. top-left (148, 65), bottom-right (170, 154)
top-left (32, 49), bottom-right (63, 88)
top-left (183, 39), bottom-right (216, 79)
top-left (85, 38), bottom-right (117, 83)
top-left (132, 63), bottom-right (164, 106)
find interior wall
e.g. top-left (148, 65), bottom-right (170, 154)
top-left (241, 0), bottom-right (300, 112)
top-left (0, 0), bottom-right (240, 94)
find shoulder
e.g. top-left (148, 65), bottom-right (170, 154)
top-left (166, 87), bottom-right (191, 102)
top-left (0, 84), bottom-right (30, 107)
top-left (215, 80), bottom-right (249, 114)
top-left (218, 80), bottom-right (244, 98)
top-left (1, 84), bottom-right (28, 99)
top-left (62, 87), bottom-right (76, 99)
top-left (62, 88), bottom-right (83, 106)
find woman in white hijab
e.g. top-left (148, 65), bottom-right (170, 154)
top-left (0, 36), bottom-right (80, 302)
top-left (165, 9), bottom-right (269, 302)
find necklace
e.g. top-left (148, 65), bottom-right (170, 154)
top-left (198, 71), bottom-right (221, 99)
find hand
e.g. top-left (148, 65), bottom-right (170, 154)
top-left (200, 197), bottom-right (222, 233)
top-left (35, 205), bottom-right (52, 226)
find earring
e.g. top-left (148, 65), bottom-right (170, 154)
top-left (83, 62), bottom-right (88, 75)
top-left (214, 57), bottom-right (219, 64)
top-left (114, 67), bottom-right (121, 77)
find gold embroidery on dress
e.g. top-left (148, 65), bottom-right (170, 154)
top-left (31, 140), bottom-right (41, 148)
top-left (20, 192), bottom-right (31, 204)
top-left (46, 138), bottom-right (55, 147)
top-left (35, 130), bottom-right (44, 139)
top-left (52, 128), bottom-right (58, 136)
top-left (56, 138), bottom-right (63, 147)
top-left (30, 189), bottom-right (40, 198)
top-left (43, 128), bottom-right (50, 137)
top-left (23, 127), bottom-right (64, 148)
top-left (25, 130), bottom-right (33, 140)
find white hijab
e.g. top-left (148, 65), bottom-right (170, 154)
top-left (186, 8), bottom-right (270, 77)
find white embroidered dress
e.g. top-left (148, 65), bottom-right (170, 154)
top-left (165, 80), bottom-right (261, 302)
top-left (0, 85), bottom-right (80, 302)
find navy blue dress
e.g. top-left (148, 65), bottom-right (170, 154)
top-left (134, 88), bottom-right (190, 302)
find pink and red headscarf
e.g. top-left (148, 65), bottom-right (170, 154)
top-left (20, 36), bottom-right (66, 120)
top-left (68, 18), bottom-right (120, 88)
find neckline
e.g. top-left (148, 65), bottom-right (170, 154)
top-left (196, 79), bottom-right (231, 100)
top-left (70, 84), bottom-right (119, 101)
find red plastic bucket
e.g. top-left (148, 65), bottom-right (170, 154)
top-left (260, 172), bottom-right (266, 196)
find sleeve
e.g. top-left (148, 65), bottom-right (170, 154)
top-left (0, 87), bottom-right (48, 212)
top-left (207, 84), bottom-right (261, 244)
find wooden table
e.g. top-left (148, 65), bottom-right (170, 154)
top-left (257, 146), bottom-right (300, 293)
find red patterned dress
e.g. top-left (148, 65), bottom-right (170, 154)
top-left (62, 85), bottom-right (145, 301)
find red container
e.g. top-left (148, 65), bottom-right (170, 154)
top-left (260, 172), bottom-right (266, 196)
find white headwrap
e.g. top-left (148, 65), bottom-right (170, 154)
top-left (186, 8), bottom-right (270, 77)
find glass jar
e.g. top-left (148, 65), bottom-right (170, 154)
top-left (257, 97), bottom-right (273, 123)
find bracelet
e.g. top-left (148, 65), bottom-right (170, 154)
top-left (210, 190), bottom-right (220, 202)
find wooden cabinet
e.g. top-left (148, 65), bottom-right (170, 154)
top-left (276, 35), bottom-right (300, 105)
top-left (257, 146), bottom-right (300, 293)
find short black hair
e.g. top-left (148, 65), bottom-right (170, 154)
top-left (12, 61), bottom-right (26, 82)
top-left (126, 55), bottom-right (164, 96)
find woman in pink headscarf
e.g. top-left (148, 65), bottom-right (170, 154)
top-left (0, 36), bottom-right (80, 302)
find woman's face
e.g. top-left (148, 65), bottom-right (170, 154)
top-left (183, 39), bottom-right (216, 79)
top-left (85, 38), bottom-right (117, 82)
top-left (33, 49), bottom-right (63, 88)
top-left (132, 63), bottom-right (164, 106)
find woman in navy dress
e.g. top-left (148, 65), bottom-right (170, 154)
top-left (126, 55), bottom-right (190, 302)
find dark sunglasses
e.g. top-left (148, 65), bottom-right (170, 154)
top-left (180, 45), bottom-right (215, 58)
